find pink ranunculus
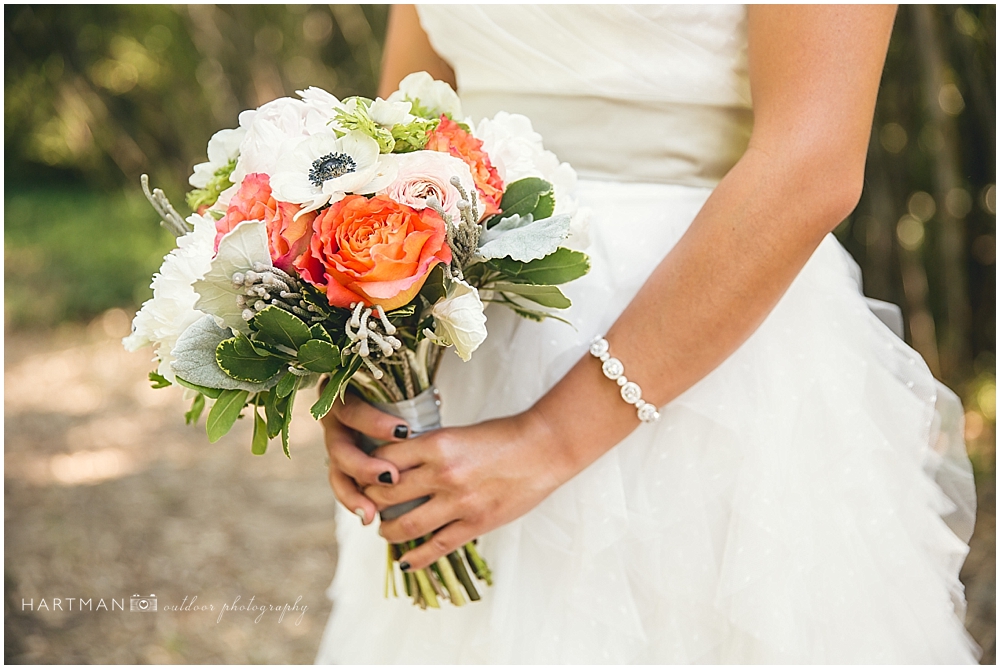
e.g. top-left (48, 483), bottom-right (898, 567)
top-left (425, 115), bottom-right (504, 219)
top-left (381, 151), bottom-right (477, 224)
top-left (214, 173), bottom-right (316, 272)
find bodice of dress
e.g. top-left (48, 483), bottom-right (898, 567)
top-left (416, 5), bottom-right (754, 187)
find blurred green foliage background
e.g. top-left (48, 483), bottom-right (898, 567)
top-left (3, 4), bottom-right (995, 658)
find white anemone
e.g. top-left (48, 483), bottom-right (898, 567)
top-left (231, 96), bottom-right (338, 185)
top-left (270, 130), bottom-right (397, 215)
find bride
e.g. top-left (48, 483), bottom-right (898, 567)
top-left (314, 5), bottom-right (979, 663)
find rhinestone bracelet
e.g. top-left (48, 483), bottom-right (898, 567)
top-left (589, 336), bottom-right (661, 423)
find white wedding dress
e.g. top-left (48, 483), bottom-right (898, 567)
top-left (315, 6), bottom-right (979, 663)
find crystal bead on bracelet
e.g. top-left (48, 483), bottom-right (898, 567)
top-left (589, 336), bottom-right (661, 423)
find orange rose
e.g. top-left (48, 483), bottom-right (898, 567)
top-left (426, 115), bottom-right (504, 218)
top-left (215, 173), bottom-right (315, 273)
top-left (294, 195), bottom-right (452, 310)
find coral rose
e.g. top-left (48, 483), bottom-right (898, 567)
top-left (425, 115), bottom-right (504, 218)
top-left (294, 195), bottom-right (452, 310)
top-left (215, 173), bottom-right (315, 273)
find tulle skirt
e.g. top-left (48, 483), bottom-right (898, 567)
top-left (314, 179), bottom-right (979, 664)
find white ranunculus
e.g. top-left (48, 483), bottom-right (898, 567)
top-left (476, 111), bottom-right (590, 249)
top-left (296, 86), bottom-right (343, 116)
top-left (231, 96), bottom-right (338, 185)
top-left (381, 151), bottom-right (476, 223)
top-left (431, 280), bottom-right (487, 362)
top-left (189, 127), bottom-right (245, 188)
top-left (387, 71), bottom-right (462, 119)
top-left (269, 130), bottom-right (397, 215)
top-left (122, 213), bottom-right (217, 381)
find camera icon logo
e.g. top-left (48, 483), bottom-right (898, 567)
top-left (130, 594), bottom-right (157, 612)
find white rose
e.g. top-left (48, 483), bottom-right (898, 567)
top-left (123, 213), bottom-right (217, 381)
top-left (388, 71), bottom-right (462, 119)
top-left (232, 96), bottom-right (338, 184)
top-left (476, 112), bottom-right (589, 249)
top-left (189, 127), bottom-right (245, 188)
top-left (381, 151), bottom-right (476, 223)
top-left (430, 280), bottom-right (487, 362)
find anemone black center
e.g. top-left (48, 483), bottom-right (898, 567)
top-left (309, 152), bottom-right (357, 187)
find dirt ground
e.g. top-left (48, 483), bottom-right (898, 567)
top-left (4, 312), bottom-right (996, 663)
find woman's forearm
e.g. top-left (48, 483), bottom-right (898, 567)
top-left (531, 144), bottom-right (861, 481)
top-left (530, 4), bottom-right (895, 484)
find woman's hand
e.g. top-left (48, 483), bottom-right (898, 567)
top-left (363, 409), bottom-right (571, 571)
top-left (322, 390), bottom-right (413, 526)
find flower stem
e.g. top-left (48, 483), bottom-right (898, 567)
top-left (464, 542), bottom-right (492, 586)
top-left (448, 550), bottom-right (480, 601)
top-left (403, 570), bottom-right (413, 599)
top-left (435, 556), bottom-right (467, 606)
top-left (413, 568), bottom-right (439, 608)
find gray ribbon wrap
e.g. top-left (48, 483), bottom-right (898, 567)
top-left (358, 386), bottom-right (441, 521)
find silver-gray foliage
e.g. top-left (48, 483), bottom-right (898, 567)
top-left (171, 315), bottom-right (281, 392)
top-left (477, 213), bottom-right (571, 263)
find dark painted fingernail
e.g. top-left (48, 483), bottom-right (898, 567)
top-left (399, 561), bottom-right (411, 572)
top-left (394, 425), bottom-right (409, 439)
top-left (378, 471), bottom-right (393, 485)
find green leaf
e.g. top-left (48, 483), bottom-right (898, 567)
top-left (309, 323), bottom-right (333, 343)
top-left (185, 393), bottom-right (206, 425)
top-left (186, 158), bottom-right (236, 210)
top-left (387, 304), bottom-right (416, 318)
top-left (498, 177), bottom-right (552, 219)
top-left (337, 357), bottom-right (364, 402)
top-left (281, 385), bottom-right (298, 458)
top-left (486, 247), bottom-right (590, 285)
top-left (233, 333), bottom-right (259, 357)
top-left (264, 389), bottom-right (284, 439)
top-left (242, 334), bottom-right (291, 359)
top-left (251, 408), bottom-right (268, 455)
top-left (493, 282), bottom-right (572, 309)
top-left (216, 337), bottom-right (285, 383)
top-left (298, 340), bottom-right (341, 373)
top-left (311, 375), bottom-right (341, 422)
top-left (501, 299), bottom-right (573, 326)
top-left (533, 191), bottom-right (555, 220)
top-left (275, 371), bottom-right (298, 398)
top-left (148, 371), bottom-right (171, 389)
top-left (206, 389), bottom-right (249, 443)
top-left (390, 116), bottom-right (438, 152)
top-left (175, 375), bottom-right (222, 399)
top-left (310, 356), bottom-right (361, 420)
top-left (251, 305), bottom-right (312, 350)
top-left (418, 263), bottom-right (447, 305)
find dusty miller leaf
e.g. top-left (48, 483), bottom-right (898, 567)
top-left (477, 213), bottom-right (571, 263)
top-left (171, 315), bottom-right (281, 392)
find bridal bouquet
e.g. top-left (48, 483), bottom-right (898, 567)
top-left (125, 72), bottom-right (589, 608)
